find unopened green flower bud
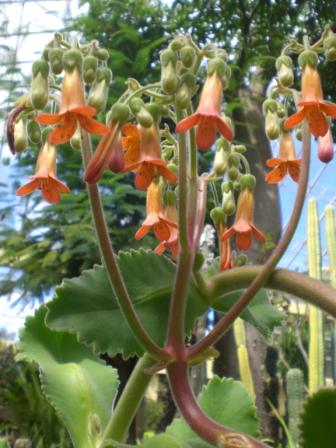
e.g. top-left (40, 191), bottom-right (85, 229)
top-left (175, 82), bottom-right (191, 109)
top-left (49, 48), bottom-right (63, 75)
top-left (213, 147), bottom-right (228, 176)
top-left (216, 137), bottom-right (231, 152)
top-left (160, 104), bottom-right (169, 116)
top-left (161, 49), bottom-right (177, 67)
top-left (262, 98), bottom-right (278, 115)
top-left (323, 35), bottom-right (336, 60)
top-left (170, 36), bottom-right (188, 51)
top-left (298, 50), bottom-right (318, 69)
top-left (42, 46), bottom-right (51, 61)
top-left (202, 43), bottom-right (217, 59)
top-left (207, 57), bottom-right (230, 79)
top-left (222, 190), bottom-right (235, 215)
top-left (14, 118), bottom-right (28, 153)
top-left (31, 60), bottom-right (49, 110)
top-left (136, 107), bottom-right (153, 128)
top-left (210, 206), bottom-right (225, 225)
top-left (228, 153), bottom-right (240, 167)
top-left (221, 180), bottom-right (233, 193)
top-left (88, 68), bottom-right (112, 112)
top-left (27, 120), bottom-right (41, 144)
top-left (94, 48), bottom-right (110, 61)
top-left (63, 49), bottom-right (83, 73)
top-left (325, 47), bottom-right (336, 61)
top-left (145, 103), bottom-right (161, 123)
top-left (277, 106), bottom-right (286, 119)
top-left (233, 144), bottom-right (247, 154)
top-left (32, 59), bottom-right (49, 78)
top-left (180, 46), bottom-right (196, 68)
top-left (265, 111), bottom-right (280, 140)
top-left (240, 173), bottom-right (256, 191)
top-left (129, 97), bottom-right (144, 114)
top-left (164, 190), bottom-right (176, 206)
top-left (278, 65), bottom-right (294, 86)
top-left (83, 55), bottom-right (98, 83)
top-left (228, 167), bottom-right (239, 181)
top-left (110, 103), bottom-right (130, 123)
top-left (295, 125), bottom-right (303, 141)
top-left (275, 55), bottom-right (293, 70)
top-left (70, 127), bottom-right (81, 150)
top-left (161, 62), bottom-right (179, 94)
top-left (234, 254), bottom-right (248, 266)
top-left (193, 251), bottom-right (205, 271)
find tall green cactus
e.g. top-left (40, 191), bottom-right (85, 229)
top-left (324, 204), bottom-right (336, 384)
top-left (307, 198), bottom-right (324, 394)
top-left (286, 368), bottom-right (305, 445)
top-left (233, 317), bottom-right (255, 399)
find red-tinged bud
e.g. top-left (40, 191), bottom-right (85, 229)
top-left (318, 128), bottom-right (334, 163)
top-left (14, 118), bottom-right (28, 153)
top-left (49, 47), bottom-right (63, 75)
top-left (298, 50), bottom-right (318, 69)
top-left (31, 60), bottom-right (49, 110)
top-left (108, 132), bottom-right (125, 173)
top-left (83, 55), bottom-right (98, 83)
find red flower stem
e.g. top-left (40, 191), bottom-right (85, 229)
top-left (80, 129), bottom-right (172, 362)
top-left (167, 361), bottom-right (269, 448)
top-left (166, 106), bottom-right (195, 351)
top-left (188, 123), bottom-right (311, 361)
top-left (205, 266), bottom-right (336, 319)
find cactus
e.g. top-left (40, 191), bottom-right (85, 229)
top-left (233, 318), bottom-right (255, 398)
top-left (307, 198), bottom-right (324, 394)
top-left (324, 204), bottom-right (336, 384)
top-left (286, 368), bottom-right (305, 444)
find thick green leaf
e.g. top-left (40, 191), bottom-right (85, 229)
top-left (301, 388), bottom-right (336, 448)
top-left (17, 306), bottom-right (119, 448)
top-left (166, 376), bottom-right (260, 447)
top-left (105, 434), bottom-right (186, 447)
top-left (46, 249), bottom-right (207, 358)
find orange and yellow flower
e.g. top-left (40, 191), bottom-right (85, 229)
top-left (176, 72), bottom-right (233, 150)
top-left (284, 64), bottom-right (336, 137)
top-left (135, 181), bottom-right (177, 241)
top-left (217, 222), bottom-right (233, 271)
top-left (36, 67), bottom-right (108, 144)
top-left (265, 131), bottom-right (301, 183)
top-left (221, 189), bottom-right (265, 251)
top-left (16, 141), bottom-right (70, 203)
top-left (122, 123), bottom-right (177, 190)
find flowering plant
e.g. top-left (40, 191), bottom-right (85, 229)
top-left (7, 28), bottom-right (336, 448)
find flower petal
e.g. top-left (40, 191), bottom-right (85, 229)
top-left (42, 187), bottom-right (61, 204)
top-left (284, 108), bottom-right (306, 130)
top-left (307, 109), bottom-right (328, 137)
top-left (79, 115), bottom-right (109, 136)
top-left (48, 115), bottom-right (77, 144)
top-left (265, 164), bottom-right (287, 184)
top-left (135, 224), bottom-right (151, 240)
top-left (266, 158), bottom-right (283, 168)
top-left (157, 164), bottom-right (178, 185)
top-left (287, 160), bottom-right (301, 182)
top-left (176, 113), bottom-right (200, 133)
top-left (221, 226), bottom-right (235, 242)
top-left (321, 101), bottom-right (336, 119)
top-left (16, 179), bottom-right (38, 196)
top-left (72, 105), bottom-right (97, 117)
top-left (135, 164), bottom-right (153, 190)
top-left (251, 225), bottom-right (266, 243)
top-left (36, 113), bottom-right (63, 125)
top-left (153, 220), bottom-right (170, 241)
top-left (236, 230), bottom-right (253, 251)
top-left (216, 117), bottom-right (234, 142)
top-left (196, 120), bottom-right (216, 150)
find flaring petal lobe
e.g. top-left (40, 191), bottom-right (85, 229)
top-left (236, 231), bottom-right (252, 251)
top-left (265, 164), bottom-right (287, 184)
top-left (48, 115), bottom-right (77, 144)
top-left (16, 179), bottom-right (38, 196)
top-left (216, 117), bottom-right (233, 142)
top-left (79, 115), bottom-right (109, 136)
top-left (36, 113), bottom-right (63, 125)
top-left (176, 113), bottom-right (200, 133)
top-left (284, 108), bottom-right (306, 130)
top-left (196, 121), bottom-right (216, 150)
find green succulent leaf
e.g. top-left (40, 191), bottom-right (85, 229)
top-left (46, 249), bottom-right (207, 358)
top-left (105, 434), bottom-right (186, 447)
top-left (166, 376), bottom-right (260, 447)
top-left (301, 388), bottom-right (336, 448)
top-left (17, 306), bottom-right (119, 448)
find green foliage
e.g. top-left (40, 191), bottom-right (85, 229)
top-left (0, 341), bottom-right (71, 447)
top-left (17, 307), bottom-right (119, 448)
top-left (286, 368), bottom-right (305, 444)
top-left (300, 388), bottom-right (336, 448)
top-left (166, 376), bottom-right (260, 447)
top-left (105, 433), bottom-right (185, 447)
top-left (46, 249), bottom-right (207, 358)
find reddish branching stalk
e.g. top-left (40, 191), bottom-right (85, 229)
top-left (188, 124), bottom-right (311, 361)
top-left (167, 361), bottom-right (269, 448)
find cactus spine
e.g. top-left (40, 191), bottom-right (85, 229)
top-left (233, 318), bottom-right (255, 398)
top-left (324, 204), bottom-right (336, 384)
top-left (307, 198), bottom-right (324, 393)
top-left (286, 368), bottom-right (305, 444)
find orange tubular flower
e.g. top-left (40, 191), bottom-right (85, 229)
top-left (135, 181), bottom-right (177, 241)
top-left (154, 203), bottom-right (179, 256)
top-left (122, 123), bottom-right (177, 190)
top-left (175, 72), bottom-right (233, 150)
top-left (217, 222), bottom-right (233, 271)
top-left (221, 189), bottom-right (265, 251)
top-left (16, 141), bottom-right (70, 203)
top-left (85, 122), bottom-right (122, 183)
top-left (36, 67), bottom-right (108, 144)
top-left (265, 131), bottom-right (301, 183)
top-left (284, 64), bottom-right (336, 137)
